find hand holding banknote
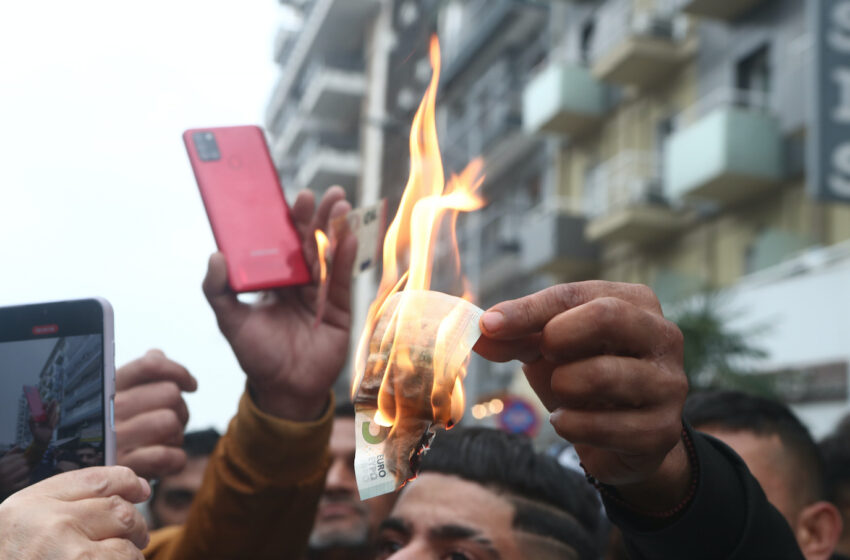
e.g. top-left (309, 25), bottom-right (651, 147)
top-left (474, 281), bottom-right (691, 514)
top-left (203, 186), bottom-right (357, 421)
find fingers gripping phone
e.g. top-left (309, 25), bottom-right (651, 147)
top-left (0, 298), bottom-right (116, 496)
top-left (183, 125), bottom-right (311, 292)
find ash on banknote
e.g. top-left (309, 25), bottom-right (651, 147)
top-left (352, 290), bottom-right (482, 500)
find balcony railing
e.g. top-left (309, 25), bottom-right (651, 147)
top-left (584, 151), bottom-right (663, 218)
top-left (519, 199), bottom-right (599, 278)
top-left (590, 0), bottom-right (692, 88)
top-left (293, 136), bottom-right (360, 197)
top-left (673, 0), bottom-right (768, 21)
top-left (583, 151), bottom-right (685, 243)
top-left (523, 61), bottom-right (605, 137)
top-left (299, 57), bottom-right (367, 118)
top-left (665, 88), bottom-right (782, 204)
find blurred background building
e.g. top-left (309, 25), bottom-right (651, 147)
top-left (267, 0), bottom-right (850, 440)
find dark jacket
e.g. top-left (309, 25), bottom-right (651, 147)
top-left (605, 426), bottom-right (805, 559)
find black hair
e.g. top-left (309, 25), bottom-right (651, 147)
top-left (418, 427), bottom-right (601, 560)
top-left (183, 428), bottom-right (220, 458)
top-left (76, 442), bottom-right (97, 452)
top-left (55, 449), bottom-right (81, 465)
top-left (819, 413), bottom-right (850, 510)
top-left (684, 390), bottom-right (824, 502)
top-left (334, 401), bottom-right (355, 419)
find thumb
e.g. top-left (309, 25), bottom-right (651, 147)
top-left (202, 252), bottom-right (248, 336)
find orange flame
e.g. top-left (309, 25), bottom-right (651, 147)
top-left (352, 36), bottom-right (485, 434)
top-left (315, 230), bottom-right (329, 285)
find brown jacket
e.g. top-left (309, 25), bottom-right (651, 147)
top-left (144, 391), bottom-right (333, 560)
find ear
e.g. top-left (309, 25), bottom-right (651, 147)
top-left (795, 500), bottom-right (843, 560)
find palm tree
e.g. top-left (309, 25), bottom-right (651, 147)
top-left (670, 294), bottom-right (774, 397)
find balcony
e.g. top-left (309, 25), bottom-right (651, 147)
top-left (523, 62), bottom-right (605, 138)
top-left (271, 58), bottom-right (365, 165)
top-left (520, 202), bottom-right (598, 278)
top-left (266, 0), bottom-right (379, 132)
top-left (292, 138), bottom-right (360, 198)
top-left (665, 90), bottom-right (782, 205)
top-left (591, 5), bottom-right (693, 89)
top-left (475, 213), bottom-right (525, 295)
top-left (676, 0), bottom-right (768, 21)
top-left (584, 151), bottom-right (685, 244)
top-left (299, 58), bottom-right (366, 119)
top-left (274, 27), bottom-right (298, 65)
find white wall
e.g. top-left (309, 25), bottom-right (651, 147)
top-left (724, 241), bottom-right (850, 438)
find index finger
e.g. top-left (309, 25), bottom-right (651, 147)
top-left (479, 281), bottom-right (663, 340)
top-left (28, 466), bottom-right (151, 503)
top-left (115, 350), bottom-right (197, 392)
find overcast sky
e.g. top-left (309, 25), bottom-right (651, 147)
top-left (0, 2), bottom-right (294, 431)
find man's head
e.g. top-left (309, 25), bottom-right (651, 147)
top-left (375, 427), bottom-right (601, 560)
top-left (55, 449), bottom-right (81, 473)
top-left (685, 390), bottom-right (841, 560)
top-left (308, 403), bottom-right (396, 560)
top-left (820, 413), bottom-right (850, 557)
top-left (149, 428), bottom-right (220, 529)
top-left (75, 443), bottom-right (98, 468)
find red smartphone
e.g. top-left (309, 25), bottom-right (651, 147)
top-left (183, 125), bottom-right (310, 292)
top-left (23, 385), bottom-right (46, 423)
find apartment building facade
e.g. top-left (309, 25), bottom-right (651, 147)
top-left (523, 0), bottom-right (850, 435)
top-left (267, 0), bottom-right (850, 436)
top-left (266, 0), bottom-right (379, 202)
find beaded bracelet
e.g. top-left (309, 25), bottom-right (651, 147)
top-left (581, 426), bottom-right (699, 519)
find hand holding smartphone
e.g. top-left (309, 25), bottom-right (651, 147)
top-left (183, 125), bottom-right (311, 292)
top-left (0, 298), bottom-right (115, 496)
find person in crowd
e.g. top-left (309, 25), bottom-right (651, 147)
top-left (75, 442), bottom-right (99, 468)
top-left (0, 447), bottom-right (29, 501)
top-left (54, 449), bottom-right (82, 473)
top-left (148, 428), bottom-right (220, 530)
top-left (685, 390), bottom-right (843, 560)
top-left (0, 465), bottom-right (151, 559)
top-left (821, 414), bottom-right (850, 559)
top-left (375, 426), bottom-right (603, 559)
top-left (306, 403), bottom-right (397, 560)
top-left (142, 186), bottom-right (358, 559)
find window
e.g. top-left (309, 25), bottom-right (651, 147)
top-left (580, 19), bottom-right (596, 65)
top-left (736, 44), bottom-right (771, 108)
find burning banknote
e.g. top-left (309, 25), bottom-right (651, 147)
top-left (353, 291), bottom-right (482, 499)
top-left (351, 35), bottom-right (486, 500)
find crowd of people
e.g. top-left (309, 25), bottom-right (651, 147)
top-left (1, 186), bottom-right (849, 559)
top-left (0, 399), bottom-right (106, 502)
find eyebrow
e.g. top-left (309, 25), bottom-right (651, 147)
top-left (429, 524), bottom-right (501, 559)
top-left (378, 517), bottom-right (411, 536)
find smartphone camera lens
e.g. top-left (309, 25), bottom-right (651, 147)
top-left (193, 131), bottom-right (221, 162)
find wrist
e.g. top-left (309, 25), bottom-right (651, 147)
top-left (593, 427), bottom-right (698, 519)
top-left (248, 383), bottom-right (328, 422)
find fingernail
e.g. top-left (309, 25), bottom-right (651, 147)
top-left (549, 409), bottom-right (564, 426)
top-left (138, 477), bottom-right (151, 497)
top-left (481, 311), bottom-right (504, 333)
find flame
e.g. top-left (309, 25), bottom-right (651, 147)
top-left (352, 36), bottom-right (485, 434)
top-left (313, 229), bottom-right (330, 327)
top-left (315, 230), bottom-right (329, 285)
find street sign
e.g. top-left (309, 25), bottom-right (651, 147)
top-left (810, 0), bottom-right (850, 202)
top-left (497, 396), bottom-right (539, 436)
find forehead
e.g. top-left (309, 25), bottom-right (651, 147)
top-left (159, 456), bottom-right (209, 489)
top-left (330, 417), bottom-right (355, 455)
top-left (392, 473), bottom-right (517, 540)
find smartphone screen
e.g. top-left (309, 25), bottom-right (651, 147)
top-left (0, 299), bottom-right (115, 500)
